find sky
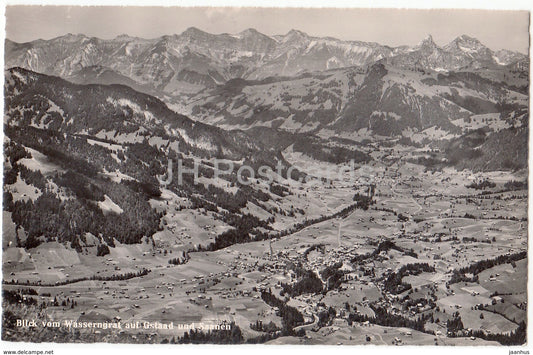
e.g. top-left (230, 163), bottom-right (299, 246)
top-left (5, 6), bottom-right (530, 53)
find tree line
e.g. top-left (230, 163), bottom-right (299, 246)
top-left (261, 289), bottom-right (304, 334)
top-left (4, 269), bottom-right (151, 287)
top-left (348, 305), bottom-right (429, 333)
top-left (448, 251), bottom-right (526, 285)
top-left (383, 263), bottom-right (435, 294)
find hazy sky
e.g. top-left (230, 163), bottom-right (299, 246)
top-left (5, 6), bottom-right (530, 53)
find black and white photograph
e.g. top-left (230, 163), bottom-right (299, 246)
top-left (1, 3), bottom-right (530, 351)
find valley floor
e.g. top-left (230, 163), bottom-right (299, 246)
top-left (2, 156), bottom-right (527, 345)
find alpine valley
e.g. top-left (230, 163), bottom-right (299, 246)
top-left (2, 28), bottom-right (528, 346)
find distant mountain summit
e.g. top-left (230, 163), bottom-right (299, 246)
top-left (417, 34), bottom-right (438, 50)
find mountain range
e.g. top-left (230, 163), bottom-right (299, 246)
top-left (5, 28), bottom-right (527, 98)
top-left (2, 23), bottom-right (530, 347)
top-left (2, 25), bottom-right (529, 257)
top-left (3, 67), bottom-right (314, 251)
top-left (185, 60), bottom-right (528, 140)
top-left (2, 28), bottom-right (529, 183)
